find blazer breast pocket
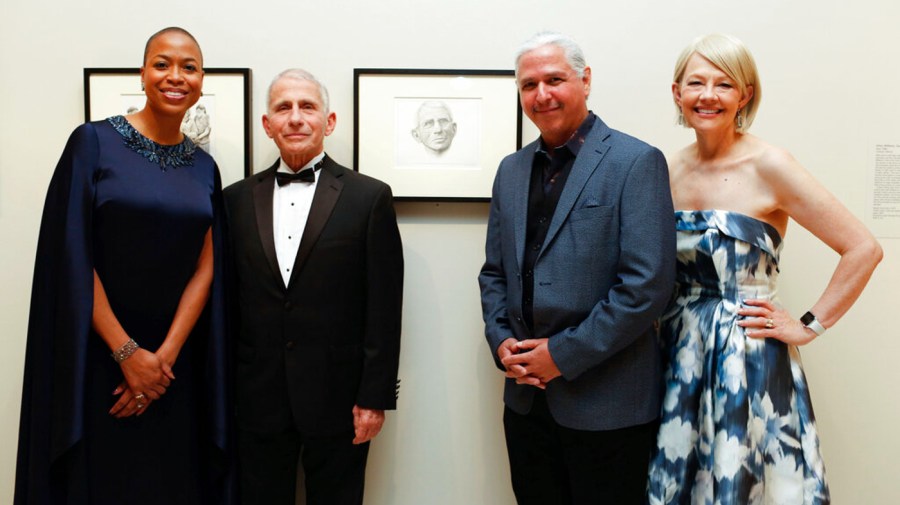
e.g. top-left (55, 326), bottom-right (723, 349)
top-left (568, 204), bottom-right (614, 223)
top-left (565, 204), bottom-right (616, 254)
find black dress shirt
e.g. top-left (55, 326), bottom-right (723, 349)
top-left (522, 113), bottom-right (597, 331)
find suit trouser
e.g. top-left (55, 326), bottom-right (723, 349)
top-left (503, 390), bottom-right (657, 505)
top-left (238, 427), bottom-right (369, 505)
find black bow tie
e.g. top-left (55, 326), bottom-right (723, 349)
top-left (275, 162), bottom-right (322, 186)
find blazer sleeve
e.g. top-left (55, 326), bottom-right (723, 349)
top-left (548, 146), bottom-right (676, 380)
top-left (355, 183), bottom-right (404, 410)
top-left (478, 160), bottom-right (514, 370)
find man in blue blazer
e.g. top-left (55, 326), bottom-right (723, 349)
top-left (478, 32), bottom-right (675, 504)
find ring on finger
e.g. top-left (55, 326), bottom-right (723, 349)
top-left (765, 318), bottom-right (774, 329)
top-left (135, 393), bottom-right (146, 401)
top-left (137, 403), bottom-right (146, 409)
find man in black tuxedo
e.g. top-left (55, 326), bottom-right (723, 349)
top-left (224, 69), bottom-right (403, 505)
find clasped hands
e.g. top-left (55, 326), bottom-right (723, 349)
top-left (110, 349), bottom-right (175, 418)
top-left (498, 337), bottom-right (562, 389)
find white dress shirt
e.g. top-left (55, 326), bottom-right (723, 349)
top-left (273, 153), bottom-right (325, 287)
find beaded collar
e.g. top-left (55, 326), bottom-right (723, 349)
top-left (108, 115), bottom-right (196, 170)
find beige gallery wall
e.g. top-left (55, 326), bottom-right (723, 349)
top-left (1, 0), bottom-right (898, 503)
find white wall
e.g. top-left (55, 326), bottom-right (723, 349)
top-left (2, 1), bottom-right (898, 503)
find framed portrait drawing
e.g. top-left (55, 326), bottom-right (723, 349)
top-left (84, 67), bottom-right (252, 186)
top-left (354, 69), bottom-right (522, 201)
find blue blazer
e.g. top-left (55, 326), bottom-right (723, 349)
top-left (479, 116), bottom-right (676, 431)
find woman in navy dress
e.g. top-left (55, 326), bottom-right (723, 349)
top-left (15, 27), bottom-right (233, 504)
top-left (646, 34), bottom-right (882, 504)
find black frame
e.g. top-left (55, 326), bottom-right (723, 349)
top-left (354, 68), bottom-right (523, 202)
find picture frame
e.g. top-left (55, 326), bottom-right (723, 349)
top-left (354, 69), bottom-right (522, 201)
top-left (84, 67), bottom-right (252, 186)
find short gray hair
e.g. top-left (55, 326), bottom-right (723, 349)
top-left (267, 68), bottom-right (330, 113)
top-left (514, 31), bottom-right (587, 79)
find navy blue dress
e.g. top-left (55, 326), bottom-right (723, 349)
top-left (15, 117), bottom-right (234, 504)
top-left (646, 210), bottom-right (829, 504)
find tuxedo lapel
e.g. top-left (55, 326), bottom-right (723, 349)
top-left (543, 121), bottom-right (611, 252)
top-left (287, 157), bottom-right (344, 289)
top-left (252, 162), bottom-right (281, 284)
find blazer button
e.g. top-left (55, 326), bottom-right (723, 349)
top-left (285, 340), bottom-right (295, 350)
top-left (284, 301), bottom-right (293, 310)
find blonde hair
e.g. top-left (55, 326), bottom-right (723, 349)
top-left (673, 33), bottom-right (760, 132)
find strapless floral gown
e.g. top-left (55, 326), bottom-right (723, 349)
top-left (646, 210), bottom-right (830, 505)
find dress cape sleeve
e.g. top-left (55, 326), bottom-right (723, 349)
top-left (204, 162), bottom-right (238, 502)
top-left (207, 165), bottom-right (232, 446)
top-left (15, 123), bottom-right (99, 503)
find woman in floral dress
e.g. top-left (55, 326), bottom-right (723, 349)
top-left (646, 34), bottom-right (881, 504)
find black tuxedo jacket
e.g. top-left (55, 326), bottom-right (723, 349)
top-left (224, 155), bottom-right (403, 435)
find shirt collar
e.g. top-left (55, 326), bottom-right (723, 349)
top-left (535, 112), bottom-right (597, 159)
top-left (277, 152), bottom-right (326, 175)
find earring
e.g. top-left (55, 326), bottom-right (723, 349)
top-left (677, 111), bottom-right (685, 127)
top-left (735, 111), bottom-right (744, 130)
top-left (141, 81), bottom-right (145, 92)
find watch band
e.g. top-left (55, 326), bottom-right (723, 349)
top-left (800, 311), bottom-right (826, 336)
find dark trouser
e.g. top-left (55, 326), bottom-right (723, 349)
top-left (503, 391), bottom-right (657, 505)
top-left (238, 427), bottom-right (369, 505)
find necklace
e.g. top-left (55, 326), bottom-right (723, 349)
top-left (108, 115), bottom-right (196, 170)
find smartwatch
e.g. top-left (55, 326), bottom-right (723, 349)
top-left (800, 311), bottom-right (826, 336)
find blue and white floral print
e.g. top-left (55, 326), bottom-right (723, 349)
top-left (647, 210), bottom-right (830, 505)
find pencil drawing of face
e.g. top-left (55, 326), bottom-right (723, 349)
top-left (181, 103), bottom-right (212, 151)
top-left (411, 101), bottom-right (457, 154)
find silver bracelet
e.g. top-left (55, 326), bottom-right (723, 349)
top-left (111, 338), bottom-right (139, 363)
